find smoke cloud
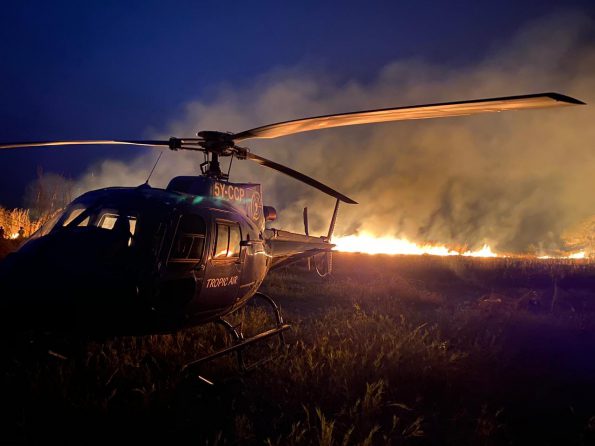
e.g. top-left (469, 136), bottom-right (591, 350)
top-left (76, 12), bottom-right (595, 254)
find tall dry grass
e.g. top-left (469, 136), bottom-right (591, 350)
top-left (0, 206), bottom-right (42, 238)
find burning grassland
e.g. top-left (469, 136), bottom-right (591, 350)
top-left (2, 253), bottom-right (595, 444)
top-left (0, 207), bottom-right (40, 240)
top-left (0, 207), bottom-right (38, 259)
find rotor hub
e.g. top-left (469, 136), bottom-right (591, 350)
top-left (197, 131), bottom-right (236, 156)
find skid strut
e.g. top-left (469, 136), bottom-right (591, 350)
top-left (182, 292), bottom-right (290, 374)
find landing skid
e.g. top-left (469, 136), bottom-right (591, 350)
top-left (182, 292), bottom-right (290, 379)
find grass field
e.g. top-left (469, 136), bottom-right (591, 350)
top-left (2, 251), bottom-right (595, 445)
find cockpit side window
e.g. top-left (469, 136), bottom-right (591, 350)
top-left (95, 210), bottom-right (137, 247)
top-left (98, 213), bottom-right (119, 229)
top-left (97, 212), bottom-right (137, 235)
top-left (169, 214), bottom-right (206, 263)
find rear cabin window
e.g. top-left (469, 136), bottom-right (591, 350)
top-left (213, 222), bottom-right (242, 259)
top-left (228, 225), bottom-right (241, 257)
top-left (169, 215), bottom-right (206, 262)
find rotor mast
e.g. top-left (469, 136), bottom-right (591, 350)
top-left (201, 152), bottom-right (225, 179)
top-left (196, 131), bottom-right (242, 180)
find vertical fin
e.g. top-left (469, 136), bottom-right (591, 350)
top-left (327, 199), bottom-right (340, 241)
top-left (303, 207), bottom-right (309, 236)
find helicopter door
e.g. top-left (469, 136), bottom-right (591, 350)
top-left (162, 214), bottom-right (207, 312)
top-left (238, 233), bottom-right (266, 298)
top-left (201, 220), bottom-right (242, 309)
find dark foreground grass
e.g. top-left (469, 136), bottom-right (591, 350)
top-left (0, 238), bottom-right (20, 260)
top-left (2, 253), bottom-right (595, 445)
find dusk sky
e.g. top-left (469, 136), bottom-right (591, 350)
top-left (1, 1), bottom-right (594, 209)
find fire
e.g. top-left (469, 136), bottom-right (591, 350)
top-left (332, 233), bottom-right (497, 257)
top-left (538, 251), bottom-right (586, 260)
top-left (461, 244), bottom-right (498, 258)
top-left (332, 233), bottom-right (585, 259)
top-left (568, 251), bottom-right (586, 259)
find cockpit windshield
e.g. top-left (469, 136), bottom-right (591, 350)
top-left (62, 207), bottom-right (88, 227)
top-left (55, 204), bottom-right (139, 245)
top-left (26, 211), bottom-right (62, 241)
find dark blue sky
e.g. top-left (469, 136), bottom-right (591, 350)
top-left (1, 0), bottom-right (593, 208)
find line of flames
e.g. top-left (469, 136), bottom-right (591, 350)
top-left (3, 227), bottom-right (587, 259)
top-left (332, 233), bottom-right (586, 259)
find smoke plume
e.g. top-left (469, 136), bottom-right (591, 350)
top-left (76, 12), bottom-right (595, 254)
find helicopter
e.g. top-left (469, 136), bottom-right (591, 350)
top-left (0, 92), bottom-right (584, 367)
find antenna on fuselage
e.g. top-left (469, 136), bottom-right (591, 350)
top-left (145, 151), bottom-right (163, 185)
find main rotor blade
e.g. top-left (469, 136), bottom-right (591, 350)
top-left (245, 152), bottom-right (357, 204)
top-left (232, 92), bottom-right (585, 141)
top-left (0, 140), bottom-right (172, 150)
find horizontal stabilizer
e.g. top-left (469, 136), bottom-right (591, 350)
top-left (264, 229), bottom-right (333, 270)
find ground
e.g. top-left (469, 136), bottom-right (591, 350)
top-left (2, 252), bottom-right (595, 445)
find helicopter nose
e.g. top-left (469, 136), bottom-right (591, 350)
top-left (0, 230), bottom-right (140, 332)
